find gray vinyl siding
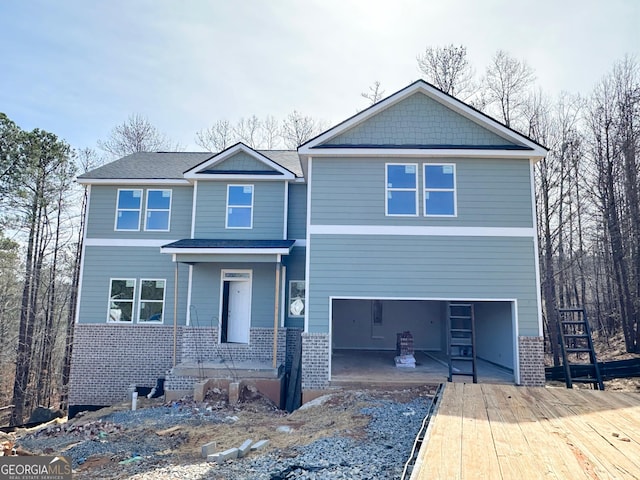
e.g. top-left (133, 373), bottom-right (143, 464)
top-left (324, 92), bottom-right (517, 147)
top-left (307, 235), bottom-right (539, 336)
top-left (189, 263), bottom-right (277, 329)
top-left (287, 183), bottom-right (307, 239)
top-left (208, 151), bottom-right (278, 172)
top-left (86, 185), bottom-right (193, 239)
top-left (283, 246), bottom-right (306, 329)
top-left (194, 181), bottom-right (285, 239)
top-left (310, 157), bottom-right (533, 227)
top-left (78, 246), bottom-right (188, 324)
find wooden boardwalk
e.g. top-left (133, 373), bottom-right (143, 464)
top-left (410, 383), bottom-right (640, 479)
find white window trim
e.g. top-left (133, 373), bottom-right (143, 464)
top-left (114, 188), bottom-right (143, 231)
top-left (288, 280), bottom-right (306, 318)
top-left (137, 278), bottom-right (166, 324)
top-left (107, 277), bottom-right (136, 323)
top-left (423, 163), bottom-right (457, 217)
top-left (385, 163), bottom-right (418, 217)
top-left (225, 184), bottom-right (254, 229)
top-left (144, 189), bottom-right (172, 232)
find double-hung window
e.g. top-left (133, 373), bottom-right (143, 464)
top-left (138, 279), bottom-right (166, 323)
top-left (386, 164), bottom-right (418, 216)
top-left (108, 279), bottom-right (136, 322)
top-left (424, 164), bottom-right (456, 216)
top-left (226, 185), bottom-right (253, 228)
top-left (115, 189), bottom-right (142, 230)
top-left (145, 189), bottom-right (172, 231)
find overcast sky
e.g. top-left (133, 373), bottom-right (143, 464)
top-left (1, 0), bottom-right (638, 153)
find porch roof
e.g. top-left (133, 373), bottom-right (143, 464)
top-left (160, 238), bottom-right (295, 256)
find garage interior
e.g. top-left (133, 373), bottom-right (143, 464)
top-left (330, 299), bottom-right (515, 385)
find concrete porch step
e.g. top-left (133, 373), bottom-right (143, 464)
top-left (171, 360), bottom-right (282, 379)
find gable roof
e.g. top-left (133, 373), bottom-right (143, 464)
top-left (184, 143), bottom-right (295, 180)
top-left (77, 149), bottom-right (302, 184)
top-left (299, 79), bottom-right (548, 160)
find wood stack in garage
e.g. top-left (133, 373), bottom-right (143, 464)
top-left (395, 331), bottom-right (416, 368)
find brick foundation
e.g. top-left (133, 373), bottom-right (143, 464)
top-left (301, 332), bottom-right (330, 390)
top-left (518, 336), bottom-right (545, 386)
top-left (181, 326), bottom-right (287, 365)
top-left (70, 324), bottom-right (291, 407)
top-left (69, 324), bottom-right (178, 406)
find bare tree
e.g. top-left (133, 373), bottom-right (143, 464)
top-left (483, 50), bottom-right (536, 129)
top-left (361, 81), bottom-right (386, 105)
top-left (195, 120), bottom-right (235, 152)
top-left (417, 45), bottom-right (476, 99)
top-left (98, 114), bottom-right (172, 158)
top-left (281, 111), bottom-right (324, 149)
top-left (261, 116), bottom-right (281, 149)
top-left (234, 116), bottom-right (262, 148)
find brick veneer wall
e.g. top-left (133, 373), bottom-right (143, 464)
top-left (518, 336), bottom-right (545, 386)
top-left (301, 333), bottom-right (330, 390)
top-left (69, 324), bottom-right (179, 406)
top-left (181, 327), bottom-right (287, 365)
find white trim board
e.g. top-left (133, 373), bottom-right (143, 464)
top-left (85, 238), bottom-right (177, 247)
top-left (308, 225), bottom-right (535, 237)
top-left (160, 247), bottom-right (292, 255)
top-left (77, 178), bottom-right (190, 186)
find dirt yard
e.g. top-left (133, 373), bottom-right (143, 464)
top-left (3, 385), bottom-right (437, 479)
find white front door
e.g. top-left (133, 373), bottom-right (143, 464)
top-left (227, 279), bottom-right (251, 343)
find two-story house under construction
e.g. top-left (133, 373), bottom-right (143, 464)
top-left (69, 80), bottom-right (548, 413)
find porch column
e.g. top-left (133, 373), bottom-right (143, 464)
top-left (273, 257), bottom-right (281, 368)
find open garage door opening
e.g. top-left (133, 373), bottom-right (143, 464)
top-left (330, 298), bottom-right (516, 385)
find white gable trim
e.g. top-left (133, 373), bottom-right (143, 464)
top-left (304, 148), bottom-right (544, 160)
top-left (184, 142), bottom-right (295, 180)
top-left (298, 81), bottom-right (547, 159)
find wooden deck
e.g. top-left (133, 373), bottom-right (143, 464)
top-left (410, 383), bottom-right (640, 479)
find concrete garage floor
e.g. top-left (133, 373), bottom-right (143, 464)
top-left (330, 349), bottom-right (513, 386)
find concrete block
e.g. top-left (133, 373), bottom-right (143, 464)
top-left (238, 439), bottom-right (253, 458)
top-left (229, 382), bottom-right (240, 403)
top-left (251, 439), bottom-right (269, 451)
top-left (201, 441), bottom-right (217, 458)
top-left (215, 448), bottom-right (239, 464)
top-left (206, 454), bottom-right (219, 463)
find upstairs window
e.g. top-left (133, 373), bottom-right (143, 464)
top-left (386, 164), bottom-right (418, 216)
top-left (226, 185), bottom-right (253, 228)
top-left (145, 189), bottom-right (172, 231)
top-left (424, 164), bottom-right (456, 216)
top-left (115, 189), bottom-right (142, 230)
top-left (138, 279), bottom-right (166, 323)
top-left (108, 279), bottom-right (135, 322)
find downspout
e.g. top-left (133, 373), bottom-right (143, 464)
top-left (273, 256), bottom-right (281, 369)
top-left (173, 259), bottom-right (178, 367)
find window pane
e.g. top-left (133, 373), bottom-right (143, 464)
top-left (111, 279), bottom-right (135, 300)
top-left (116, 210), bottom-right (140, 230)
top-left (387, 165), bottom-right (416, 188)
top-left (117, 190), bottom-right (142, 209)
top-left (141, 280), bottom-right (165, 301)
top-left (146, 211), bottom-right (169, 230)
top-left (289, 281), bottom-right (305, 317)
top-left (228, 185), bottom-right (253, 206)
top-left (109, 302), bottom-right (133, 322)
top-left (227, 206), bottom-right (252, 227)
top-left (147, 190), bottom-right (171, 209)
top-left (139, 302), bottom-right (163, 322)
top-left (387, 190), bottom-right (416, 215)
top-left (425, 191), bottom-right (455, 215)
top-left (425, 165), bottom-right (454, 189)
